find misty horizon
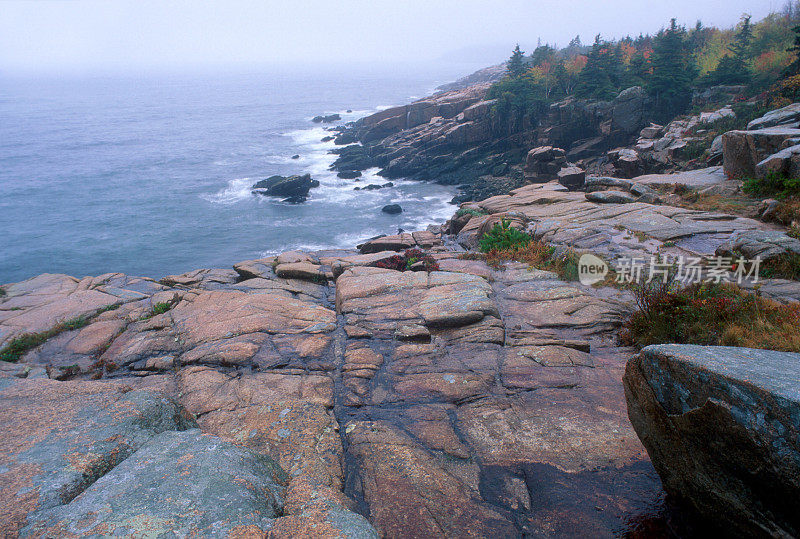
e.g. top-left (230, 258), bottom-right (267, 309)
top-left (0, 0), bottom-right (774, 73)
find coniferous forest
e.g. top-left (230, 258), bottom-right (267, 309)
top-left (490, 3), bottom-right (800, 124)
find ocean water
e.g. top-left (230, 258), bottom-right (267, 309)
top-left (0, 65), bottom-right (477, 283)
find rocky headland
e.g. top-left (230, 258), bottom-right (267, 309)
top-left (4, 84), bottom-right (800, 537)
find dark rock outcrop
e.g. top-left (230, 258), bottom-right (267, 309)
top-left (312, 114), bottom-right (341, 123)
top-left (252, 174), bottom-right (320, 203)
top-left (624, 344), bottom-right (800, 537)
top-left (381, 204), bottom-right (402, 215)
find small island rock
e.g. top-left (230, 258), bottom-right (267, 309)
top-left (252, 174), bottom-right (320, 203)
top-left (382, 204), bottom-right (403, 215)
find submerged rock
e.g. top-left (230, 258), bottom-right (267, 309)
top-left (337, 170), bottom-right (361, 179)
top-left (252, 174), bottom-right (320, 203)
top-left (624, 344), bottom-right (800, 537)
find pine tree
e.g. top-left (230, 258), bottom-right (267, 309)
top-left (646, 19), bottom-right (698, 120)
top-left (786, 25), bottom-right (800, 76)
top-left (574, 35), bottom-right (621, 100)
top-left (626, 50), bottom-right (650, 87)
top-left (729, 14), bottom-right (754, 61)
top-left (530, 44), bottom-right (556, 67)
top-left (507, 44), bottom-right (527, 78)
top-left (703, 14), bottom-right (753, 86)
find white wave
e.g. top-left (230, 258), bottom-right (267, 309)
top-left (201, 177), bottom-right (255, 205)
top-left (285, 126), bottom-right (333, 146)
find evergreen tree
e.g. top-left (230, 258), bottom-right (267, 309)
top-left (702, 14), bottom-right (753, 86)
top-left (785, 25), bottom-right (800, 77)
top-left (626, 50), bottom-right (650, 87)
top-left (646, 19), bottom-right (698, 120)
top-left (530, 44), bottom-right (556, 67)
top-left (507, 44), bottom-right (527, 78)
top-left (574, 35), bottom-right (622, 100)
top-left (729, 14), bottom-right (754, 61)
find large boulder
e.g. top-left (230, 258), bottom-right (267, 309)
top-left (722, 127), bottom-right (800, 179)
top-left (716, 229), bottom-right (800, 261)
top-left (624, 344), bottom-right (800, 537)
top-left (755, 143), bottom-right (800, 179)
top-left (556, 166), bottom-right (585, 191)
top-left (612, 86), bottom-right (647, 134)
top-left (252, 174), bottom-right (320, 203)
top-left (381, 204), bottom-right (403, 215)
top-left (607, 147), bottom-right (643, 178)
top-left (524, 146), bottom-right (567, 182)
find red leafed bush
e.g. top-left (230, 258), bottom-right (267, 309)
top-left (371, 249), bottom-right (439, 272)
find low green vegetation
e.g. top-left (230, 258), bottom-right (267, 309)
top-left (456, 208), bottom-right (488, 218)
top-left (371, 249), bottom-right (439, 272)
top-left (760, 251), bottom-right (800, 280)
top-left (621, 281), bottom-right (800, 352)
top-left (0, 315), bottom-right (91, 363)
top-left (474, 222), bottom-right (582, 281)
top-left (479, 220), bottom-right (531, 252)
top-left (742, 171), bottom-right (800, 198)
top-left (140, 301), bottom-right (174, 320)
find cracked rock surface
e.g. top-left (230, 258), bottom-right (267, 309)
top-left (4, 174), bottom-right (800, 537)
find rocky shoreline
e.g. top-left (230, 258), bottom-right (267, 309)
top-left (4, 157), bottom-right (800, 535)
top-left (4, 88), bottom-right (800, 536)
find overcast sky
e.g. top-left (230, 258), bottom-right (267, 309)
top-left (0, 0), bottom-right (775, 71)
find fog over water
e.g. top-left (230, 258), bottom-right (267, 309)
top-left (0, 1), bottom-right (773, 72)
top-left (0, 0), bottom-right (775, 282)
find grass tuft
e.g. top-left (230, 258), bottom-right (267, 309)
top-left (140, 300), bottom-right (175, 321)
top-left (760, 252), bottom-right (800, 281)
top-left (0, 315), bottom-right (91, 363)
top-left (743, 171), bottom-right (800, 199)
